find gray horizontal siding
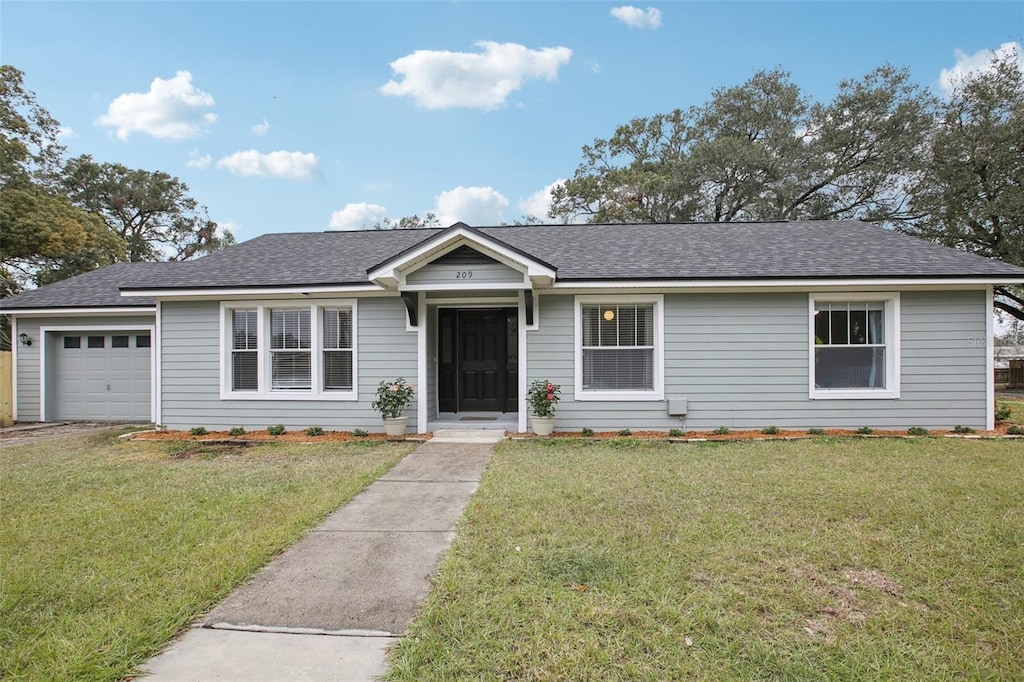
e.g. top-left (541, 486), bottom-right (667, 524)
top-left (13, 315), bottom-right (155, 422)
top-left (160, 297), bottom-right (417, 431)
top-left (407, 262), bottom-right (523, 286)
top-left (527, 291), bottom-right (989, 431)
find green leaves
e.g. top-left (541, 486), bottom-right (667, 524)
top-left (551, 65), bottom-right (935, 226)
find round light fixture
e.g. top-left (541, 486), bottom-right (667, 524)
top-left (603, 309), bottom-right (615, 322)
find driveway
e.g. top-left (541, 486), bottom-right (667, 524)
top-left (0, 422), bottom-right (145, 447)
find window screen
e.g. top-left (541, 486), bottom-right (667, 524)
top-left (136, 334), bottom-right (151, 348)
top-left (87, 336), bottom-right (105, 349)
top-left (232, 310), bottom-right (258, 391)
top-left (270, 309), bottom-right (311, 389)
top-left (112, 335), bottom-right (129, 348)
top-left (322, 308), bottom-right (353, 390)
top-left (581, 304), bottom-right (655, 391)
top-left (813, 301), bottom-right (886, 389)
top-left (64, 336), bottom-right (81, 349)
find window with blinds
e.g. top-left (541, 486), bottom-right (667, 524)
top-left (322, 308), bottom-right (354, 390)
top-left (232, 309), bottom-right (258, 390)
top-left (270, 309), bottom-right (312, 389)
top-left (813, 301), bottom-right (886, 389)
top-left (581, 303), bottom-right (655, 391)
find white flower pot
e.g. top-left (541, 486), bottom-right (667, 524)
top-left (531, 415), bottom-right (556, 436)
top-left (382, 416), bottom-right (409, 437)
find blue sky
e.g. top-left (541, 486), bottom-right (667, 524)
top-left (3, 1), bottom-right (1022, 242)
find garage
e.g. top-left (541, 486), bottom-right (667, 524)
top-left (53, 331), bottom-right (152, 421)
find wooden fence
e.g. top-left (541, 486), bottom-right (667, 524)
top-left (997, 361), bottom-right (1024, 389)
top-left (0, 351), bottom-right (11, 427)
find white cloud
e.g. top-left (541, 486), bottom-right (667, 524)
top-left (380, 41), bottom-right (573, 110)
top-left (216, 150), bottom-right (320, 180)
top-left (56, 125), bottom-right (75, 140)
top-left (98, 70), bottom-right (217, 140)
top-left (434, 186), bottom-right (509, 225)
top-left (939, 41), bottom-right (1023, 96)
top-left (185, 149), bottom-right (212, 169)
top-left (610, 6), bottom-right (662, 29)
top-left (518, 179), bottom-right (565, 220)
top-left (218, 220), bottom-right (241, 235)
top-left (329, 203), bottom-right (389, 230)
top-left (252, 118), bottom-right (270, 135)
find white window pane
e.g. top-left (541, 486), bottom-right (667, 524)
top-left (323, 350), bottom-right (353, 390)
top-left (618, 305), bottom-right (637, 346)
top-left (583, 348), bottom-right (653, 390)
top-left (636, 305), bottom-right (654, 346)
top-left (233, 310), bottom-right (257, 350)
top-left (271, 310), bottom-right (310, 350)
top-left (232, 351), bottom-right (258, 390)
top-left (582, 306), bottom-right (601, 346)
top-left (323, 308), bottom-right (353, 350)
top-left (867, 310), bottom-right (884, 344)
top-left (272, 351), bottom-right (311, 389)
top-left (598, 306), bottom-right (618, 347)
top-left (815, 347), bottom-right (885, 389)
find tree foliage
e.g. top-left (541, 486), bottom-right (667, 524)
top-left (550, 66), bottom-right (936, 226)
top-left (1, 66), bottom-right (123, 298)
top-left (901, 50), bottom-right (1024, 318)
top-left (62, 156), bottom-right (234, 262)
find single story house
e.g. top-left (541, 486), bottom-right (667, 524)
top-left (4, 220), bottom-right (1023, 433)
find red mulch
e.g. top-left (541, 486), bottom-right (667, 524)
top-left (133, 430), bottom-right (424, 443)
top-left (132, 426), bottom-right (1016, 443)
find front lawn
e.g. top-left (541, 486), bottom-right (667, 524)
top-left (0, 430), bottom-right (414, 681)
top-left (389, 438), bottom-right (1024, 680)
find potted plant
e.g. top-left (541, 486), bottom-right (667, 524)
top-left (527, 379), bottom-right (560, 436)
top-left (372, 378), bottom-right (415, 436)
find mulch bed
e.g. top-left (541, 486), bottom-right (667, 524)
top-left (131, 426), bottom-right (1021, 443)
top-left (132, 430), bottom-right (425, 443)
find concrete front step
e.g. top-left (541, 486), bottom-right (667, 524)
top-left (430, 429), bottom-right (507, 443)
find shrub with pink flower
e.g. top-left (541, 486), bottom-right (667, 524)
top-left (372, 378), bottom-right (415, 419)
top-left (527, 379), bottom-right (561, 417)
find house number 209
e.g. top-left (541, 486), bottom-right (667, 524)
top-left (455, 271), bottom-right (474, 279)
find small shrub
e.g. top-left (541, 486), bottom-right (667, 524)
top-left (1007, 425), bottom-right (1024, 435)
top-left (228, 427), bottom-right (246, 437)
top-left (617, 429), bottom-right (632, 436)
top-left (352, 428), bottom-right (368, 437)
top-left (907, 426), bottom-right (929, 436)
top-left (953, 425), bottom-right (975, 434)
top-left (995, 402), bottom-right (1012, 423)
top-left (189, 426), bottom-right (208, 436)
top-left (761, 425), bottom-right (779, 435)
top-left (581, 427), bottom-right (595, 437)
top-left (668, 428), bottom-right (684, 437)
top-left (856, 426), bottom-right (874, 435)
top-left (713, 426), bottom-right (730, 435)
top-left (807, 428), bottom-right (825, 436)
top-left (305, 426), bottom-right (325, 437)
top-left (267, 424), bottom-right (286, 436)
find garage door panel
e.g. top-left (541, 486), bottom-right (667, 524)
top-left (55, 332), bottom-right (151, 421)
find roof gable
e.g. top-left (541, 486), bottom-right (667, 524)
top-left (366, 222), bottom-right (557, 290)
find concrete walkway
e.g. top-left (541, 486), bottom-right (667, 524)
top-left (139, 432), bottom-right (501, 681)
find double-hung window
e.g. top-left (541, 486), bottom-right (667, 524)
top-left (810, 293), bottom-right (899, 399)
top-left (222, 301), bottom-right (357, 400)
top-left (575, 295), bottom-right (664, 400)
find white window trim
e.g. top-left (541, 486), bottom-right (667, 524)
top-left (574, 294), bottom-right (664, 401)
top-left (219, 299), bottom-right (358, 401)
top-left (809, 292), bottom-right (900, 400)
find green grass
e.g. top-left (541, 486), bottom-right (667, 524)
top-left (0, 429), bottom-right (415, 681)
top-left (997, 398), bottom-right (1024, 425)
top-left (388, 438), bottom-right (1024, 680)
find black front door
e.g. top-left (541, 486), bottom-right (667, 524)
top-left (438, 308), bottom-right (517, 413)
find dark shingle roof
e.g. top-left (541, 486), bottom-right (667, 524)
top-left (0, 262), bottom-right (181, 310)
top-left (3, 221), bottom-right (1023, 310)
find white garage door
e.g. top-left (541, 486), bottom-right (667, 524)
top-left (54, 332), bottom-right (152, 421)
